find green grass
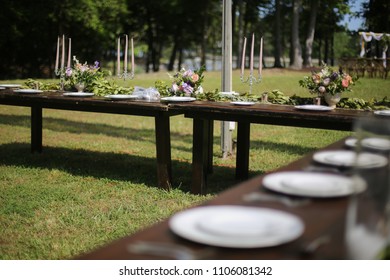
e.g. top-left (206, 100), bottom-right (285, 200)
top-left (0, 69), bottom-right (389, 259)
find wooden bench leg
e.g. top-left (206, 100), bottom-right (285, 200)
top-left (31, 106), bottom-right (42, 153)
top-left (155, 113), bottom-right (172, 190)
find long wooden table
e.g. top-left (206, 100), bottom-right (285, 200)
top-left (78, 138), bottom-right (386, 260)
top-left (0, 89), bottom-right (180, 190)
top-left (169, 101), bottom-right (374, 194)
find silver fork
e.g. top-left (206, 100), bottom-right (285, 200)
top-left (243, 192), bottom-right (311, 207)
top-left (127, 242), bottom-right (215, 260)
top-left (301, 235), bottom-right (331, 255)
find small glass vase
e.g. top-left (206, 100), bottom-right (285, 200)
top-left (75, 83), bottom-right (85, 93)
top-left (324, 92), bottom-right (342, 109)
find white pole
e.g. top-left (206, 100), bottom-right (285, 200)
top-left (221, 0), bottom-right (233, 158)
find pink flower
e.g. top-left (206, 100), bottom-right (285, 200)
top-left (318, 86), bottom-right (326, 93)
top-left (342, 79), bottom-right (349, 88)
top-left (191, 73), bottom-right (199, 82)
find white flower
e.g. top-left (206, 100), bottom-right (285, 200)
top-left (195, 85), bottom-right (204, 94)
top-left (171, 83), bottom-right (179, 92)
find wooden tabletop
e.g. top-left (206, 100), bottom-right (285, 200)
top-left (169, 101), bottom-right (374, 131)
top-left (77, 138), bottom-right (371, 260)
top-left (0, 90), bottom-right (173, 116)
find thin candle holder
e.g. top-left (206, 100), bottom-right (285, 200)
top-left (117, 70), bottom-right (135, 81)
top-left (54, 68), bottom-right (65, 91)
top-left (240, 72), bottom-right (262, 95)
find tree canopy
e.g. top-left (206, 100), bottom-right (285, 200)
top-left (0, 0), bottom-right (384, 79)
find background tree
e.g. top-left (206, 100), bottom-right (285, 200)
top-left (290, 0), bottom-right (302, 69)
top-left (302, 0), bottom-right (319, 67)
top-left (0, 0), bottom-right (377, 78)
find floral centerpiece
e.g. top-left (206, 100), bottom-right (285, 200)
top-left (299, 63), bottom-right (356, 108)
top-left (168, 66), bottom-right (205, 97)
top-left (65, 56), bottom-right (105, 92)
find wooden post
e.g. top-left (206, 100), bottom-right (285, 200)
top-left (221, 0), bottom-right (233, 158)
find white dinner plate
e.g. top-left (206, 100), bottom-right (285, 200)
top-left (0, 84), bottom-right (22, 88)
top-left (345, 137), bottom-right (390, 151)
top-left (294, 105), bottom-right (334, 111)
top-left (13, 89), bottom-right (43, 94)
top-left (63, 92), bottom-right (94, 97)
top-left (313, 150), bottom-right (388, 168)
top-left (262, 171), bottom-right (366, 197)
top-left (104, 94), bottom-right (138, 100)
top-left (160, 96), bottom-right (196, 102)
top-left (219, 91), bottom-right (239, 97)
top-left (169, 205), bottom-right (304, 248)
top-left (230, 101), bottom-right (255, 106)
top-left (362, 138), bottom-right (390, 151)
top-left (374, 110), bottom-right (390, 116)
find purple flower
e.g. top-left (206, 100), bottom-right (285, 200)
top-left (94, 61), bottom-right (100, 69)
top-left (183, 69), bottom-right (193, 77)
top-left (65, 67), bottom-right (72, 77)
top-left (330, 72), bottom-right (339, 81)
top-left (181, 82), bottom-right (194, 95)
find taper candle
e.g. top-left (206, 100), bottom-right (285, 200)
top-left (61, 35), bottom-right (65, 70)
top-left (259, 37), bottom-right (263, 75)
top-left (67, 38), bottom-right (71, 68)
top-left (124, 35), bottom-right (128, 73)
top-left (55, 36), bottom-right (60, 71)
top-left (131, 37), bottom-right (134, 74)
top-left (117, 37), bottom-right (120, 75)
top-left (240, 37), bottom-right (247, 76)
top-left (250, 33), bottom-right (254, 74)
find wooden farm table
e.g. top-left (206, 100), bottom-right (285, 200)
top-left (0, 90), bottom-right (180, 190)
top-left (78, 138), bottom-right (385, 260)
top-left (169, 101), bottom-right (374, 194)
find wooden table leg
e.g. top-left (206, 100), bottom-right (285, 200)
top-left (31, 106), bottom-right (42, 153)
top-left (191, 118), bottom-right (211, 195)
top-left (206, 120), bottom-right (213, 174)
top-left (155, 113), bottom-right (172, 190)
top-left (236, 121), bottom-right (250, 180)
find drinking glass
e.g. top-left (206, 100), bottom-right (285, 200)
top-left (345, 116), bottom-right (390, 259)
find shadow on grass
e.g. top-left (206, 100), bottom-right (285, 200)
top-left (0, 114), bottom-right (316, 158)
top-left (0, 113), bottom-right (194, 154)
top-left (0, 142), bottom-right (245, 195)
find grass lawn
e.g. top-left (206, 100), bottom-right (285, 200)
top-left (0, 69), bottom-right (389, 259)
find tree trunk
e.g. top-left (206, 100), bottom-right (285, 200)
top-left (303, 0), bottom-right (319, 68)
top-left (290, 0), bottom-right (302, 69)
top-left (168, 39), bottom-right (178, 71)
top-left (318, 36), bottom-right (322, 65)
top-left (177, 47), bottom-right (183, 70)
top-left (273, 0), bottom-right (283, 68)
top-left (324, 36), bottom-right (329, 65)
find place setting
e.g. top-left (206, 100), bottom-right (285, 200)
top-left (160, 96), bottom-right (196, 102)
top-left (373, 109), bottom-right (390, 116)
top-left (313, 150), bottom-right (388, 169)
top-left (230, 101), bottom-right (256, 106)
top-left (0, 84), bottom-right (22, 89)
top-left (13, 89), bottom-right (43, 94)
top-left (62, 92), bottom-right (95, 97)
top-left (261, 171), bottom-right (367, 198)
top-left (168, 205), bottom-right (305, 248)
top-left (344, 137), bottom-right (390, 151)
top-left (294, 104), bottom-right (334, 111)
